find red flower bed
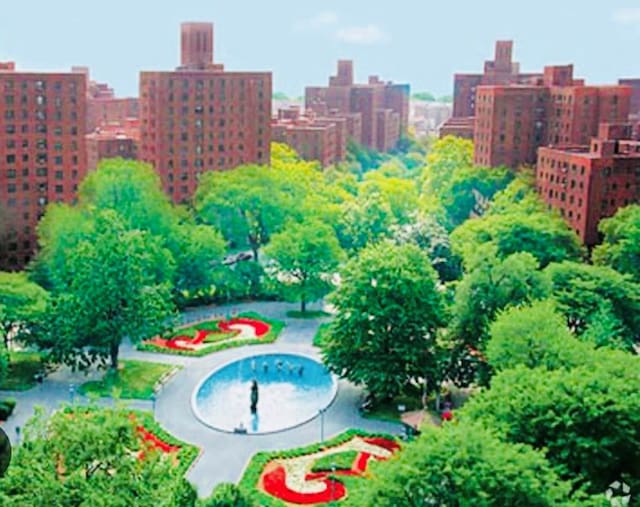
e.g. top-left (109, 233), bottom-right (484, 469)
top-left (263, 465), bottom-right (347, 504)
top-left (362, 437), bottom-right (401, 453)
top-left (136, 426), bottom-right (181, 454)
top-left (146, 317), bottom-right (271, 351)
top-left (261, 437), bottom-right (399, 505)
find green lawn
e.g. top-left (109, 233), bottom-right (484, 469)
top-left (79, 360), bottom-right (177, 400)
top-left (0, 351), bottom-right (44, 391)
top-left (286, 309), bottom-right (331, 319)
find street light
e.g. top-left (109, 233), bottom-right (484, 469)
top-left (318, 408), bottom-right (326, 443)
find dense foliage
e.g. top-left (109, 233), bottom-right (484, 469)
top-left (322, 242), bottom-right (445, 400)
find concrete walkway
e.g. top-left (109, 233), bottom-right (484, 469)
top-left (1, 300), bottom-right (403, 497)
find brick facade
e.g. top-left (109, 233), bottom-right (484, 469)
top-left (305, 61), bottom-right (409, 152)
top-left (0, 63), bottom-right (87, 269)
top-left (537, 123), bottom-right (640, 246)
top-left (139, 23), bottom-right (272, 203)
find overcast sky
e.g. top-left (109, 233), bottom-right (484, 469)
top-left (0, 1), bottom-right (638, 98)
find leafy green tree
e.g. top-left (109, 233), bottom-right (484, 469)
top-left (463, 358), bottom-right (640, 496)
top-left (421, 137), bottom-right (513, 227)
top-left (200, 483), bottom-right (255, 507)
top-left (357, 422), bottom-right (595, 507)
top-left (336, 192), bottom-right (395, 252)
top-left (451, 210), bottom-right (584, 270)
top-left (390, 212), bottom-right (461, 282)
top-left (450, 250), bottom-right (550, 352)
top-left (322, 242), bottom-right (445, 400)
top-left (0, 272), bottom-right (48, 349)
top-left (486, 300), bottom-right (592, 372)
top-left (421, 136), bottom-right (474, 197)
top-left (439, 165), bottom-right (514, 228)
top-left (264, 221), bottom-right (344, 312)
top-left (361, 171), bottom-right (419, 224)
top-left (545, 261), bottom-right (640, 348)
top-left (195, 162), bottom-right (325, 261)
top-left (592, 204), bottom-right (640, 282)
top-left (34, 160), bottom-right (225, 302)
top-left (0, 405), bottom-right (194, 507)
top-left (31, 204), bottom-right (94, 290)
top-left (39, 211), bottom-right (175, 370)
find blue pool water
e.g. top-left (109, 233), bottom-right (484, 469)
top-left (192, 353), bottom-right (337, 434)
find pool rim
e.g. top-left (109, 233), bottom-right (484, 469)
top-left (190, 351), bottom-right (339, 435)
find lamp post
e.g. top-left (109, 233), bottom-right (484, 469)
top-left (318, 408), bottom-right (326, 443)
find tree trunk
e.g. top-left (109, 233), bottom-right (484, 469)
top-left (110, 341), bottom-right (119, 370)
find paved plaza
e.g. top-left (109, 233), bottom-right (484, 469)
top-left (1, 301), bottom-right (402, 497)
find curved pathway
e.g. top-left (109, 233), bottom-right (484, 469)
top-left (2, 301), bottom-right (402, 497)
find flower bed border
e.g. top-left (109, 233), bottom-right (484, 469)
top-left (137, 311), bottom-right (285, 357)
top-left (237, 429), bottom-right (400, 506)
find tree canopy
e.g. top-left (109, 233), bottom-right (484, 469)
top-left (592, 204), bottom-right (640, 282)
top-left (486, 300), bottom-right (592, 372)
top-left (264, 220), bottom-right (344, 312)
top-left (463, 358), bottom-right (640, 495)
top-left (38, 211), bottom-right (175, 370)
top-left (545, 261), bottom-right (640, 349)
top-left (322, 242), bottom-right (445, 400)
top-left (357, 422), bottom-right (594, 507)
top-left (450, 251), bottom-right (550, 351)
top-left (0, 406), bottom-right (194, 507)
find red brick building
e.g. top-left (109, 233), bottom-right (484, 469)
top-left (72, 67), bottom-right (139, 133)
top-left (0, 63), bottom-right (87, 269)
top-left (139, 22), bottom-right (271, 203)
top-left (474, 65), bottom-right (631, 169)
top-left (537, 123), bottom-right (640, 246)
top-left (271, 107), bottom-right (340, 168)
top-left (440, 40), bottom-right (542, 138)
top-left (86, 118), bottom-right (139, 171)
top-left (619, 78), bottom-right (640, 120)
top-left (305, 61), bottom-right (409, 152)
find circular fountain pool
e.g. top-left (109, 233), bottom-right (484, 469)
top-left (192, 353), bottom-right (337, 434)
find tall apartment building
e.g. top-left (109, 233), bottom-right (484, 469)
top-left (0, 62), bottom-right (87, 269)
top-left (452, 40), bottom-right (542, 118)
top-left (440, 40), bottom-right (541, 139)
top-left (305, 60), bottom-right (409, 152)
top-left (139, 22), bottom-right (272, 203)
top-left (619, 78), bottom-right (640, 119)
top-left (474, 65), bottom-right (631, 168)
top-left (537, 123), bottom-right (640, 246)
